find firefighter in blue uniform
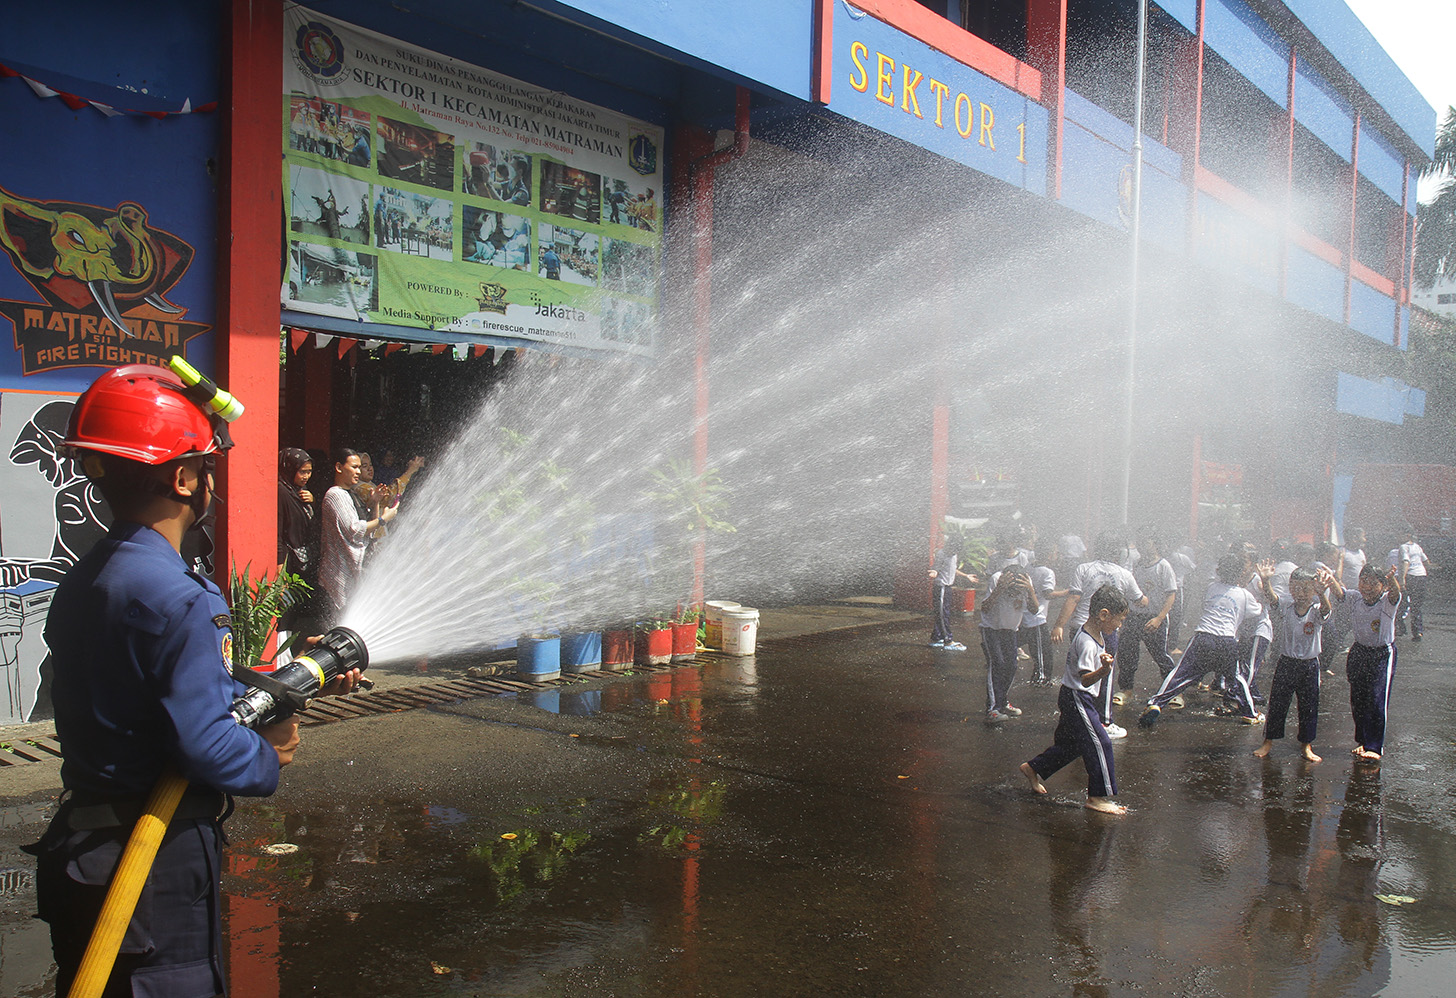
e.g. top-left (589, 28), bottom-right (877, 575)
top-left (25, 363), bottom-right (355, 997)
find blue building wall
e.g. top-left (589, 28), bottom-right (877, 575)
top-left (0, 0), bottom-right (223, 724)
top-left (0, 0), bottom-right (222, 394)
top-left (1277, 0), bottom-right (1435, 158)
top-left (545, 0), bottom-right (816, 101)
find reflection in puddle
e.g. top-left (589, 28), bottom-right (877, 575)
top-left (518, 658), bottom-right (759, 719)
top-left (469, 827), bottom-right (592, 902)
top-left (521, 688), bottom-right (602, 715)
top-left (203, 636), bottom-right (1456, 997)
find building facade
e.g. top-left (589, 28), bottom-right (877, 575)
top-left (0, 0), bottom-right (1435, 722)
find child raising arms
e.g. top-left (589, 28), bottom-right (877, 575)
top-left (1253, 566), bottom-right (1335, 763)
top-left (1340, 564), bottom-right (1403, 761)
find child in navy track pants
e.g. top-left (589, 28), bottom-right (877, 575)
top-left (982, 566), bottom-right (1037, 720)
top-left (1021, 584), bottom-right (1128, 815)
top-left (929, 537), bottom-right (975, 649)
top-left (1140, 550), bottom-right (1271, 728)
top-left (1253, 566), bottom-right (1334, 763)
top-left (1340, 564), bottom-right (1403, 761)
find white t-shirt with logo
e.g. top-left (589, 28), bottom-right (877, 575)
top-left (1194, 581), bottom-right (1263, 638)
top-left (1346, 590), bottom-right (1400, 648)
top-left (1022, 566), bottom-right (1056, 628)
top-left (1339, 547), bottom-right (1366, 590)
top-left (1135, 557), bottom-right (1177, 616)
top-left (983, 570), bottom-right (1031, 630)
top-left (1276, 599), bottom-right (1325, 659)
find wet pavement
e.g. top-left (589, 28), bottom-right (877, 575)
top-left (2, 597), bottom-right (1455, 997)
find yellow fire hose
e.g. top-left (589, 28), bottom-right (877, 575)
top-left (66, 767), bottom-right (189, 998)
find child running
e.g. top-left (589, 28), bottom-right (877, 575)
top-left (1051, 533), bottom-right (1147, 738)
top-left (1252, 566), bottom-right (1335, 763)
top-left (1340, 564), bottom-right (1403, 761)
top-left (1020, 584), bottom-right (1129, 815)
top-left (1139, 549), bottom-right (1272, 728)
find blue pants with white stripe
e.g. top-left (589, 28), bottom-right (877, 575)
top-left (1346, 642), bottom-right (1396, 754)
top-left (1019, 623), bottom-right (1054, 681)
top-left (1264, 655), bottom-right (1320, 743)
top-left (1147, 632), bottom-right (1257, 718)
top-left (981, 627), bottom-right (1019, 712)
top-left (931, 585), bottom-right (955, 643)
top-left (1027, 685), bottom-right (1117, 798)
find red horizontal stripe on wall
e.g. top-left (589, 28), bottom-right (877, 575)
top-left (1350, 261), bottom-right (1395, 297)
top-left (849, 0), bottom-right (1043, 101)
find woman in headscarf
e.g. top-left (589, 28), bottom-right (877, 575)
top-left (278, 448), bottom-right (316, 576)
top-left (277, 447), bottom-right (319, 659)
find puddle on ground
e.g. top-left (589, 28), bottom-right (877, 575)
top-left (9, 622), bottom-right (1456, 997)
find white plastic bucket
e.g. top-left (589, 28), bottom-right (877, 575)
top-left (704, 600), bottom-right (741, 649)
top-left (721, 606), bottom-right (759, 656)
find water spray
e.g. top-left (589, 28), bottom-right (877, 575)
top-left (230, 626), bottom-right (370, 728)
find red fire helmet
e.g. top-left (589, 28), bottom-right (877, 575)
top-left (65, 364), bottom-right (221, 465)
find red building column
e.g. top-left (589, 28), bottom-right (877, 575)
top-left (215, 0), bottom-right (284, 579)
top-left (1026, 0), bottom-right (1068, 199)
top-left (671, 122), bottom-right (714, 605)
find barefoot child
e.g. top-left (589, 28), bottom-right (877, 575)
top-left (1020, 584), bottom-right (1129, 815)
top-left (1340, 564), bottom-right (1402, 761)
top-left (1253, 567), bottom-right (1334, 763)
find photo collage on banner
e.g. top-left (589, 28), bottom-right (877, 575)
top-left (283, 8), bottom-right (664, 354)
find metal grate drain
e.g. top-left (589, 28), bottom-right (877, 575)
top-left (0, 659), bottom-right (710, 769)
top-left (0, 736), bottom-right (64, 768)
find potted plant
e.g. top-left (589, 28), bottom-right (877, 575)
top-left (478, 427), bottom-right (586, 682)
top-left (228, 564), bottom-right (313, 672)
top-left (507, 576), bottom-right (562, 681)
top-left (635, 617), bottom-right (673, 666)
top-left (556, 493), bottom-right (604, 674)
top-left (602, 623), bottom-right (635, 671)
top-left (669, 604), bottom-right (700, 662)
top-left (559, 629), bottom-right (602, 673)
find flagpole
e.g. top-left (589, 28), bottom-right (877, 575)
top-left (1118, 0), bottom-right (1149, 527)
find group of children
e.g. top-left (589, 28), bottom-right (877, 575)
top-left (928, 526), bottom-right (1419, 817)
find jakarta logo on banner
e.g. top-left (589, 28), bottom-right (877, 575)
top-left (283, 7), bottom-right (664, 356)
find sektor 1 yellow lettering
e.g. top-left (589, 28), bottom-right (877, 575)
top-left (843, 39), bottom-right (1004, 153)
top-left (849, 42), bottom-right (870, 92)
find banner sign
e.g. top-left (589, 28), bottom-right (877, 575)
top-left (1200, 460), bottom-right (1244, 487)
top-left (283, 7), bottom-right (664, 355)
top-left (825, 1), bottom-right (1047, 196)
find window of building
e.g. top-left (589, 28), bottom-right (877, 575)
top-left (1065, 0), bottom-right (1195, 140)
top-left (1197, 48), bottom-right (1285, 203)
top-left (1353, 175), bottom-right (1402, 280)
top-left (1291, 122), bottom-right (1351, 250)
top-left (957, 0), bottom-right (1027, 61)
top-left (910, 1), bottom-right (1029, 61)
top-left (1439, 294), bottom-right (1456, 305)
